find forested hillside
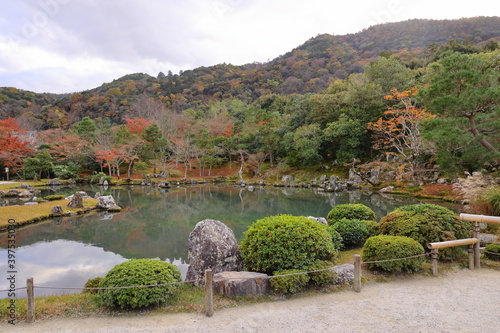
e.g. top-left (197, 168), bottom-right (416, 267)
top-left (1, 17), bottom-right (499, 182)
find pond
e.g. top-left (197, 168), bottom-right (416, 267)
top-left (0, 185), bottom-right (421, 297)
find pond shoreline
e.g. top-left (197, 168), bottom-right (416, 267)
top-left (0, 180), bottom-right (462, 233)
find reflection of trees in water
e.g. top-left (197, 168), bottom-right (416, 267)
top-left (4, 186), bottom-right (423, 264)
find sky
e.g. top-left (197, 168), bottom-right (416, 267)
top-left (0, 0), bottom-right (498, 94)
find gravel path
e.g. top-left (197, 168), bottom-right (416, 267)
top-left (3, 268), bottom-right (499, 333)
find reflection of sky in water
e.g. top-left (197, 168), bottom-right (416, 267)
top-left (0, 186), bottom-right (430, 298)
top-left (0, 240), bottom-right (188, 298)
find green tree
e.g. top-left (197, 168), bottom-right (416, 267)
top-left (21, 152), bottom-right (54, 179)
top-left (282, 124), bottom-right (323, 166)
top-left (365, 57), bottom-right (415, 94)
top-left (324, 114), bottom-right (368, 163)
top-left (74, 116), bottom-right (96, 139)
top-left (422, 51), bottom-right (500, 158)
top-left (142, 123), bottom-right (169, 174)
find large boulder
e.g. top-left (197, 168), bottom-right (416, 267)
top-left (67, 192), bottom-right (84, 208)
top-left (307, 216), bottom-right (328, 225)
top-left (333, 264), bottom-right (354, 284)
top-left (48, 179), bottom-right (62, 186)
top-left (51, 205), bottom-right (63, 216)
top-left (5, 189), bottom-right (19, 197)
top-left (18, 190), bottom-right (33, 197)
top-left (213, 271), bottom-right (270, 298)
top-left (65, 191), bottom-right (91, 200)
top-left (96, 195), bottom-right (121, 212)
top-left (186, 219), bottom-right (242, 285)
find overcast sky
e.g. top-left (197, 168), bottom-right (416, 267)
top-left (0, 0), bottom-right (498, 94)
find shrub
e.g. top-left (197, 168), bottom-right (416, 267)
top-left (379, 204), bottom-right (470, 260)
top-left (327, 204), bottom-right (377, 223)
top-left (240, 215), bottom-right (336, 274)
top-left (330, 218), bottom-right (369, 248)
top-left (83, 277), bottom-right (103, 294)
top-left (485, 244), bottom-right (500, 261)
top-left (327, 226), bottom-right (344, 251)
top-left (98, 259), bottom-right (182, 309)
top-left (363, 235), bottom-right (425, 273)
top-left (480, 187), bottom-right (500, 216)
top-left (307, 260), bottom-right (338, 287)
top-left (87, 172), bottom-right (112, 184)
top-left (270, 269), bottom-right (309, 294)
top-left (43, 195), bottom-right (65, 201)
top-left (361, 220), bottom-right (380, 238)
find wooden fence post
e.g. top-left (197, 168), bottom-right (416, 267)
top-left (353, 255), bottom-right (361, 292)
top-left (204, 269), bottom-right (214, 317)
top-left (473, 222), bottom-right (481, 268)
top-left (468, 245), bottom-right (474, 270)
top-left (26, 277), bottom-right (34, 323)
top-left (431, 249), bottom-right (439, 277)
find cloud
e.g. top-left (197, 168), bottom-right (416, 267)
top-left (0, 0), bottom-right (498, 93)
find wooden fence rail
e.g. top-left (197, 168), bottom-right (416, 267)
top-left (427, 238), bottom-right (479, 276)
top-left (460, 213), bottom-right (500, 268)
top-left (460, 213), bottom-right (500, 225)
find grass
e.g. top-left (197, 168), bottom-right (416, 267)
top-left (0, 180), bottom-right (48, 190)
top-left (0, 284), bottom-right (237, 322)
top-left (0, 198), bottom-right (98, 230)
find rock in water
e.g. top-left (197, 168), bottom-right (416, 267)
top-left (48, 179), bottom-right (62, 186)
top-left (96, 195), bottom-right (121, 212)
top-left (186, 219), bottom-right (242, 285)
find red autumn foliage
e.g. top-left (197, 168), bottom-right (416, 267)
top-left (125, 117), bottom-right (152, 135)
top-left (0, 117), bottom-right (33, 170)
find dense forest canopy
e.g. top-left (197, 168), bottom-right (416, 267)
top-left (1, 17), bottom-right (499, 181)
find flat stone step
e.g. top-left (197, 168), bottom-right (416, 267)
top-left (213, 271), bottom-right (270, 298)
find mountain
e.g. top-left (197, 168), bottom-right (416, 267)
top-left (1, 17), bottom-right (499, 129)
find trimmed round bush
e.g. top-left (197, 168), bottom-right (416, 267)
top-left (240, 215), bottom-right (336, 274)
top-left (327, 227), bottom-right (344, 251)
top-left (327, 204), bottom-right (377, 223)
top-left (485, 244), bottom-right (500, 261)
top-left (330, 218), bottom-right (369, 248)
top-left (270, 269), bottom-right (309, 294)
top-left (379, 204), bottom-right (470, 260)
top-left (307, 260), bottom-right (338, 287)
top-left (98, 259), bottom-right (182, 309)
top-left (83, 277), bottom-right (103, 295)
top-left (361, 220), bottom-right (380, 238)
top-left (363, 235), bottom-right (425, 273)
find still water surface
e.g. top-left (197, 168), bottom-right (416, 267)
top-left (0, 185), bottom-right (420, 297)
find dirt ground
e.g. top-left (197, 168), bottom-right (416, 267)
top-left (2, 268), bottom-right (499, 333)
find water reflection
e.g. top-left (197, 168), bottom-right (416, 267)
top-left (1, 186), bottom-right (421, 297)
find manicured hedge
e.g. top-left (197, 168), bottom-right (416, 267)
top-left (327, 204), bottom-right (377, 223)
top-left (379, 204), bottom-right (470, 260)
top-left (270, 269), bottom-right (309, 294)
top-left (307, 260), bottom-right (338, 287)
top-left (329, 218), bottom-right (369, 248)
top-left (363, 235), bottom-right (425, 273)
top-left (240, 215), bottom-right (336, 274)
top-left (98, 259), bottom-right (182, 309)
